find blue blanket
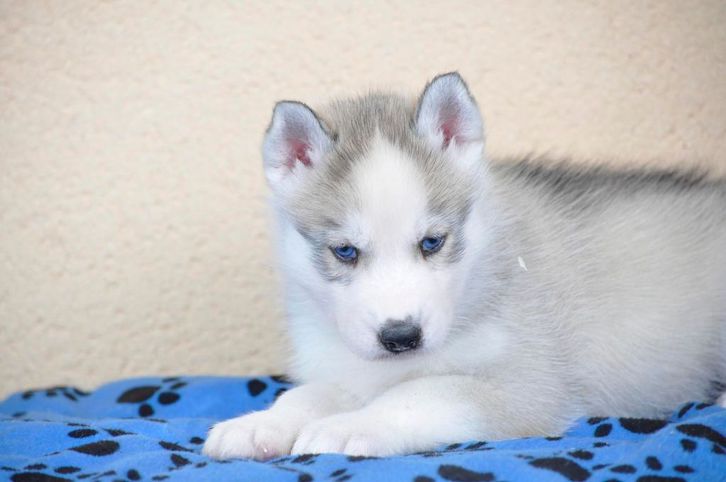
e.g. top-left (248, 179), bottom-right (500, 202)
top-left (1, 376), bottom-right (724, 482)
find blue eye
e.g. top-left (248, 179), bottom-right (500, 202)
top-left (420, 235), bottom-right (445, 255)
top-left (332, 244), bottom-right (358, 263)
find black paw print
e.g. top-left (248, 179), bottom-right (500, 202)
top-left (116, 377), bottom-right (187, 417)
top-left (20, 386), bottom-right (90, 402)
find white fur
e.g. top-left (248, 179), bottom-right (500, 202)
top-left (204, 74), bottom-right (726, 460)
top-left (325, 136), bottom-right (459, 359)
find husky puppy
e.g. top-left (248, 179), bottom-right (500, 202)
top-left (204, 73), bottom-right (726, 460)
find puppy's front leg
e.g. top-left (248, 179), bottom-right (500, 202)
top-left (203, 383), bottom-right (359, 460)
top-left (292, 375), bottom-right (566, 457)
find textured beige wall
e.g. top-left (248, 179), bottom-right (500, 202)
top-left (1, 1), bottom-right (725, 398)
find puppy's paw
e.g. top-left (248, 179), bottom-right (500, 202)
top-left (202, 410), bottom-right (300, 460)
top-left (718, 392), bottom-right (726, 409)
top-left (291, 412), bottom-right (402, 457)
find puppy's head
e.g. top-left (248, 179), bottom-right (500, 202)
top-left (263, 73), bottom-right (495, 360)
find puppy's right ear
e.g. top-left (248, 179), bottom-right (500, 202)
top-left (262, 101), bottom-right (333, 194)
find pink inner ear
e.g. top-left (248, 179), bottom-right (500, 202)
top-left (440, 117), bottom-right (458, 148)
top-left (286, 139), bottom-right (312, 169)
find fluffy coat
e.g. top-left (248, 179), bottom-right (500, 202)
top-left (203, 73), bottom-right (726, 460)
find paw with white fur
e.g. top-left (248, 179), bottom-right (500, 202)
top-left (202, 410), bottom-right (301, 460)
top-left (718, 392), bottom-right (726, 408)
top-left (291, 411), bottom-right (405, 457)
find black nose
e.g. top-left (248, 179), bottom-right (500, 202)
top-left (379, 320), bottom-right (422, 353)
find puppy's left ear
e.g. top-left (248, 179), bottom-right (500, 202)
top-left (414, 72), bottom-right (484, 154)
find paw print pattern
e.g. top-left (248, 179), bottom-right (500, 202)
top-left (528, 457), bottom-right (590, 481)
top-left (676, 422), bottom-right (726, 455)
top-left (248, 374), bottom-right (293, 401)
top-left (20, 386), bottom-right (90, 403)
top-left (411, 464), bottom-right (506, 482)
top-left (587, 416), bottom-right (668, 439)
top-left (1, 384), bottom-right (723, 482)
top-left (116, 377), bottom-right (187, 417)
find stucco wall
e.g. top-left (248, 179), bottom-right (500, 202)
top-left (1, 1), bottom-right (725, 397)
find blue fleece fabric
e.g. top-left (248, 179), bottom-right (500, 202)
top-left (1, 376), bottom-right (724, 482)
